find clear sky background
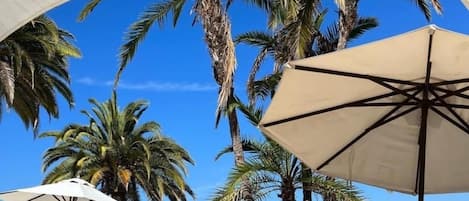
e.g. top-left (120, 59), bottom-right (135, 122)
top-left (1, 0), bottom-right (469, 201)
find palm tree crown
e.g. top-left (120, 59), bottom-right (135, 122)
top-left (212, 138), bottom-right (364, 201)
top-left (0, 15), bottom-right (80, 132)
top-left (41, 91), bottom-right (194, 201)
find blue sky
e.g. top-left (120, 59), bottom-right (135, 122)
top-left (1, 0), bottom-right (469, 201)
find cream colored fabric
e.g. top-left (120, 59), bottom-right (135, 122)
top-left (0, 0), bottom-right (68, 41)
top-left (462, 0), bottom-right (469, 10)
top-left (259, 25), bottom-right (469, 194)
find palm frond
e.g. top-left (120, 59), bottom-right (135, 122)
top-left (412, 0), bottom-right (443, 21)
top-left (215, 138), bottom-right (264, 160)
top-left (41, 91), bottom-right (193, 200)
top-left (117, 0), bottom-right (183, 88)
top-left (0, 16), bottom-right (78, 132)
top-left (252, 72), bottom-right (282, 101)
top-left (247, 48), bottom-right (268, 106)
top-left (235, 31), bottom-right (275, 49)
top-left (0, 61), bottom-right (15, 105)
top-left (348, 17), bottom-right (379, 41)
top-left (233, 96), bottom-right (263, 126)
top-left (78, 0), bottom-right (102, 21)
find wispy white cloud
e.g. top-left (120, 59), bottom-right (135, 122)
top-left (76, 77), bottom-right (96, 85)
top-left (118, 81), bottom-right (217, 91)
top-left (75, 77), bottom-right (217, 92)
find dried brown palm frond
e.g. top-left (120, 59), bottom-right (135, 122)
top-left (0, 61), bottom-right (15, 105)
top-left (193, 0), bottom-right (236, 120)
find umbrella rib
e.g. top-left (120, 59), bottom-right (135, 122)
top-left (431, 78), bottom-right (469, 86)
top-left (371, 79), bottom-right (422, 102)
top-left (428, 88), bottom-right (469, 130)
top-left (317, 92), bottom-right (421, 170)
top-left (294, 65), bottom-right (421, 86)
top-left (51, 195), bottom-right (61, 201)
top-left (433, 103), bottom-right (469, 109)
top-left (262, 86), bottom-right (420, 127)
top-left (28, 194), bottom-right (46, 201)
top-left (431, 85), bottom-right (469, 101)
top-left (430, 106), bottom-right (469, 135)
top-left (348, 102), bottom-right (418, 107)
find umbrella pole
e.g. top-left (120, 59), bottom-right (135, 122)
top-left (417, 31), bottom-right (434, 201)
top-left (417, 84), bottom-right (429, 201)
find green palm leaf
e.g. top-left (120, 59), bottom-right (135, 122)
top-left (0, 16), bottom-right (79, 133)
top-left (41, 91), bottom-right (193, 201)
top-left (117, 0), bottom-right (186, 87)
top-left (78, 0), bottom-right (102, 21)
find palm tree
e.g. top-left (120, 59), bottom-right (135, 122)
top-left (40, 91), bottom-right (194, 201)
top-left (334, 0), bottom-right (442, 49)
top-left (235, 8), bottom-right (378, 105)
top-left (0, 15), bottom-right (80, 132)
top-left (217, 97), bottom-right (363, 201)
top-left (242, 0), bottom-right (441, 51)
top-left (212, 138), bottom-right (364, 201)
top-left (79, 0), bottom-right (249, 197)
top-left (80, 0), bottom-right (244, 170)
top-left (234, 7), bottom-right (377, 200)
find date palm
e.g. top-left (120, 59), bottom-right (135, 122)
top-left (217, 96), bottom-right (363, 201)
top-left (235, 9), bottom-right (378, 105)
top-left (248, 0), bottom-right (442, 50)
top-left (79, 0), bottom-right (249, 197)
top-left (0, 15), bottom-right (80, 132)
top-left (213, 83), bottom-right (324, 201)
top-left (80, 0), bottom-right (243, 174)
top-left (40, 91), bottom-right (194, 201)
top-left (212, 137), bottom-right (364, 201)
top-left (334, 0), bottom-right (442, 49)
top-left (234, 7), bottom-right (377, 200)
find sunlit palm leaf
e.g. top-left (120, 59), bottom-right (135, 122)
top-left (348, 17), bottom-right (379, 40)
top-left (0, 61), bottom-right (15, 104)
top-left (117, 0), bottom-right (185, 87)
top-left (0, 16), bottom-right (79, 132)
top-left (413, 0), bottom-right (443, 20)
top-left (78, 0), bottom-right (102, 21)
top-left (41, 92), bottom-right (193, 201)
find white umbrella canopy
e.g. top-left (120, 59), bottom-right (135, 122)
top-left (0, 0), bottom-right (68, 41)
top-left (259, 25), bottom-right (469, 201)
top-left (0, 178), bottom-right (116, 201)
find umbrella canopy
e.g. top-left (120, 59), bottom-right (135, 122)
top-left (259, 25), bottom-right (469, 200)
top-left (0, 0), bottom-right (68, 41)
top-left (463, 0), bottom-right (469, 10)
top-left (0, 178), bottom-right (116, 201)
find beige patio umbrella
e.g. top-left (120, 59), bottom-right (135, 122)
top-left (463, 0), bottom-right (469, 10)
top-left (0, 178), bottom-right (116, 201)
top-left (0, 0), bottom-right (68, 41)
top-left (259, 25), bottom-right (469, 201)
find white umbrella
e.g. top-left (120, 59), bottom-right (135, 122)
top-left (259, 25), bottom-right (469, 201)
top-left (0, 0), bottom-right (68, 41)
top-left (0, 178), bottom-right (116, 201)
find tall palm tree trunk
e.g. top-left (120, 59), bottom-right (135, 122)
top-left (228, 93), bottom-right (245, 165)
top-left (280, 180), bottom-right (296, 201)
top-left (337, 0), bottom-right (359, 50)
top-left (301, 163), bottom-right (313, 201)
top-left (193, 0), bottom-right (251, 199)
top-left (193, 0), bottom-right (244, 168)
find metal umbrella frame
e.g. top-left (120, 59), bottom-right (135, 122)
top-left (259, 25), bottom-right (469, 201)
